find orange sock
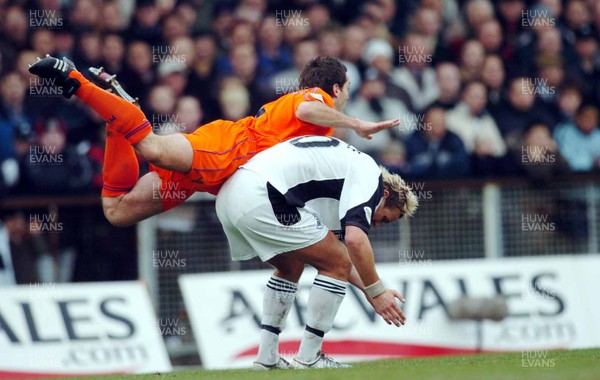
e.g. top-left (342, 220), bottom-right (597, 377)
top-left (101, 129), bottom-right (140, 197)
top-left (69, 71), bottom-right (151, 145)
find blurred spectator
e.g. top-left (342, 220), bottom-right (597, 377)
top-left (481, 54), bottom-right (505, 108)
top-left (257, 16), bottom-right (293, 77)
top-left (282, 12), bottom-right (313, 46)
top-left (362, 38), bottom-right (410, 103)
top-left (228, 19), bottom-right (257, 48)
top-left (102, 1), bottom-right (127, 33)
top-left (378, 140), bottom-right (408, 176)
top-left (218, 76), bottom-right (251, 120)
top-left (477, 19), bottom-right (505, 57)
top-left (433, 62), bottom-right (462, 110)
top-left (120, 41), bottom-right (155, 107)
top-left (101, 33), bottom-right (126, 76)
top-left (174, 96), bottom-right (203, 134)
top-left (515, 26), bottom-right (565, 77)
top-left (459, 39), bottom-right (485, 81)
top-left (506, 122), bottom-right (570, 185)
top-left (342, 24), bottom-right (369, 74)
top-left (535, 59), bottom-right (564, 105)
top-left (491, 76), bottom-right (554, 136)
top-left (146, 84), bottom-right (176, 120)
top-left (403, 106), bottom-right (471, 179)
top-left (30, 29), bottom-right (56, 57)
top-left (54, 27), bottom-right (76, 61)
top-left (464, 0), bottom-right (496, 36)
top-left (0, 6), bottom-right (29, 71)
top-left (19, 120), bottom-right (94, 194)
top-left (342, 75), bottom-right (413, 155)
top-left (393, 33), bottom-right (439, 113)
top-left (2, 209), bottom-right (61, 285)
top-left (553, 83), bottom-right (583, 125)
top-left (317, 25), bottom-right (361, 95)
top-left (0, 72), bottom-right (31, 163)
top-left (356, 0), bottom-right (398, 40)
top-left (496, 0), bottom-right (525, 75)
top-left (74, 30), bottom-right (103, 69)
top-left (446, 81), bottom-right (507, 176)
top-left (229, 43), bottom-right (272, 114)
top-left (158, 62), bottom-right (188, 98)
top-left (553, 104), bottom-right (600, 172)
top-left (571, 27), bottom-right (600, 100)
top-left (186, 32), bottom-right (221, 122)
top-left (212, 3), bottom-right (236, 48)
top-left (306, 3), bottom-right (331, 34)
top-left (235, 0), bottom-right (266, 25)
top-left (128, 0), bottom-right (162, 45)
top-left (70, 0), bottom-right (100, 29)
top-left (271, 38), bottom-right (318, 95)
top-left (565, 0), bottom-right (591, 32)
top-left (161, 12), bottom-right (190, 45)
top-left (175, 1), bottom-right (199, 34)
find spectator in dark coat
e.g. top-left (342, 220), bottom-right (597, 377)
top-left (491, 76), bottom-right (555, 136)
top-left (404, 106), bottom-right (471, 179)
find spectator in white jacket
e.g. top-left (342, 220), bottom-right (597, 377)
top-left (391, 33), bottom-right (439, 113)
top-left (339, 75), bottom-right (414, 155)
top-left (446, 81), bottom-right (507, 175)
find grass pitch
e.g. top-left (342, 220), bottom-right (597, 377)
top-left (60, 348), bottom-right (599, 380)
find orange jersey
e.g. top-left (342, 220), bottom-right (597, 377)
top-left (248, 87), bottom-right (335, 151)
top-left (152, 87), bottom-right (335, 210)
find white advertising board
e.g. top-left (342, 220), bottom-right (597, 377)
top-left (0, 281), bottom-right (172, 379)
top-left (180, 255), bottom-right (600, 369)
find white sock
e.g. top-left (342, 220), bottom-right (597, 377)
top-left (256, 275), bottom-right (297, 365)
top-left (296, 274), bottom-right (346, 363)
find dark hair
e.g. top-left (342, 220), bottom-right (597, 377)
top-left (299, 57), bottom-right (347, 97)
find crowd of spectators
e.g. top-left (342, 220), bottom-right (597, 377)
top-left (1, 0), bottom-right (600, 199)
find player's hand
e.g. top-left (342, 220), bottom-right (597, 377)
top-left (372, 289), bottom-right (406, 327)
top-left (355, 118), bottom-right (400, 140)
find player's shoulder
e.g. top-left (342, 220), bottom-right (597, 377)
top-left (286, 87), bottom-right (333, 106)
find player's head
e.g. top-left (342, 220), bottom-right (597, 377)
top-left (372, 167), bottom-right (419, 227)
top-left (299, 56), bottom-right (349, 110)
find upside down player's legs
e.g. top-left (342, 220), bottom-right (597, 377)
top-left (135, 133), bottom-right (193, 173)
top-left (102, 171), bottom-right (164, 227)
top-left (102, 129), bottom-right (139, 198)
top-left (69, 70), bottom-right (151, 145)
top-left (69, 70), bottom-right (194, 173)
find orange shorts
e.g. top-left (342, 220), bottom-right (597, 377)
top-left (150, 118), bottom-right (258, 210)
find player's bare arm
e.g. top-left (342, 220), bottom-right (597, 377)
top-left (295, 100), bottom-right (400, 140)
top-left (345, 225), bottom-right (406, 326)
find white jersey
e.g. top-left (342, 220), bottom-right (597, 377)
top-left (239, 136), bottom-right (384, 238)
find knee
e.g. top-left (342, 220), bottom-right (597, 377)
top-left (274, 261), bottom-right (304, 283)
top-left (103, 202), bottom-right (132, 227)
top-left (320, 251), bottom-right (352, 281)
top-left (334, 254), bottom-right (352, 280)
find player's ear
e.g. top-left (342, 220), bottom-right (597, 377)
top-left (332, 83), bottom-right (341, 98)
top-left (383, 189), bottom-right (390, 198)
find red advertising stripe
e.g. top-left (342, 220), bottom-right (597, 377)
top-left (233, 340), bottom-right (496, 360)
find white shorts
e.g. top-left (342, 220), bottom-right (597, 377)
top-left (216, 168), bottom-right (329, 262)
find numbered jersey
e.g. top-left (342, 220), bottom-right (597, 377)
top-left (240, 136), bottom-right (384, 236)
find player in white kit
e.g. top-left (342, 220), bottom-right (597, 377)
top-left (216, 136), bottom-right (418, 370)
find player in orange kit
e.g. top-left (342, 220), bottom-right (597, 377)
top-left (29, 56), bottom-right (399, 226)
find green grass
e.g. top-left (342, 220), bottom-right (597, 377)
top-left (57, 349), bottom-right (600, 380)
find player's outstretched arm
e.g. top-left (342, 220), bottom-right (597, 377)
top-left (295, 101), bottom-right (400, 140)
top-left (345, 225), bottom-right (406, 327)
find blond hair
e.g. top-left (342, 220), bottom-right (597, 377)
top-left (380, 166), bottom-right (419, 218)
